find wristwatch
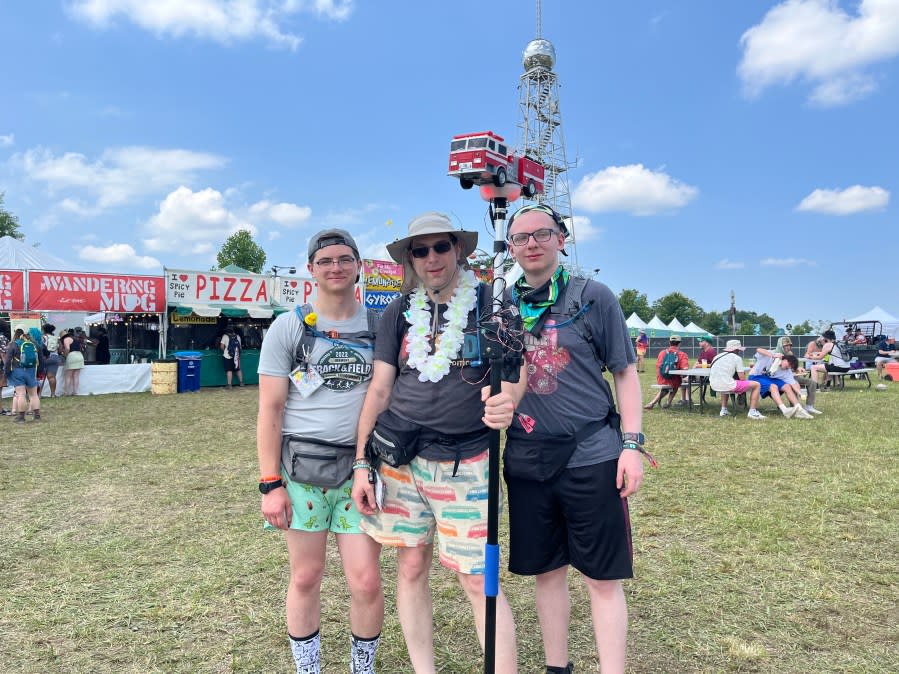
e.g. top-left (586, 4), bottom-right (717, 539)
top-left (258, 479), bottom-right (285, 494)
top-left (622, 432), bottom-right (646, 445)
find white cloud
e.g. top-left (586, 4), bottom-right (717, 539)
top-left (572, 164), bottom-right (698, 215)
top-left (0, 133), bottom-right (14, 147)
top-left (79, 243), bottom-right (161, 270)
top-left (18, 145), bottom-right (226, 210)
top-left (143, 186), bottom-right (256, 254)
top-left (796, 185), bottom-right (889, 214)
top-left (738, 0), bottom-right (899, 106)
top-left (566, 215), bottom-right (602, 243)
top-left (249, 199), bottom-right (312, 226)
top-left (715, 258), bottom-right (746, 270)
top-left (69, 0), bottom-right (355, 50)
top-left (760, 257), bottom-right (816, 268)
top-left (320, 203), bottom-right (382, 227)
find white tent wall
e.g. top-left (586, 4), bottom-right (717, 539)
top-left (840, 306), bottom-right (899, 338)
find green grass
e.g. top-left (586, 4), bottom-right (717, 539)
top-left (1, 373), bottom-right (897, 673)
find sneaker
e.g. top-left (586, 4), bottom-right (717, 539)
top-left (783, 406), bottom-right (798, 418)
top-left (804, 405), bottom-right (823, 415)
top-left (793, 407), bottom-right (814, 419)
top-left (673, 399), bottom-right (688, 407)
top-left (14, 415), bottom-right (25, 424)
top-left (719, 408), bottom-right (731, 417)
top-left (0, 409), bottom-right (10, 416)
top-left (747, 409), bottom-right (766, 420)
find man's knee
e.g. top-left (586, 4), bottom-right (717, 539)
top-left (290, 561), bottom-right (325, 593)
top-left (584, 577), bottom-right (623, 601)
top-left (397, 547), bottom-right (432, 583)
top-left (456, 571), bottom-right (485, 597)
top-left (347, 565), bottom-right (382, 600)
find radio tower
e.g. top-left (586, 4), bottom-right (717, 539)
top-left (516, 0), bottom-right (578, 267)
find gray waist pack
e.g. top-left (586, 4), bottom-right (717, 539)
top-left (282, 436), bottom-right (355, 488)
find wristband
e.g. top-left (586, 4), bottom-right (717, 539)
top-left (622, 441), bottom-right (658, 469)
top-left (259, 475), bottom-right (282, 483)
top-left (352, 460), bottom-right (372, 471)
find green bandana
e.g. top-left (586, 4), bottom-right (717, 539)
top-left (513, 266), bottom-right (569, 334)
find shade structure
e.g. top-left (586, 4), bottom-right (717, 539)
top-left (626, 312), bottom-right (647, 329)
top-left (842, 306), bottom-right (899, 337)
top-left (667, 318), bottom-right (686, 333)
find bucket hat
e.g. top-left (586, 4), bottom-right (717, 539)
top-left (386, 212), bottom-right (478, 264)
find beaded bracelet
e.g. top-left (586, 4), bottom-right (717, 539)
top-left (352, 460), bottom-right (372, 472)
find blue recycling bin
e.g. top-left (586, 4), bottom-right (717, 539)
top-left (173, 351), bottom-right (203, 393)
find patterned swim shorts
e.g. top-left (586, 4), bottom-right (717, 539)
top-left (264, 475), bottom-right (362, 534)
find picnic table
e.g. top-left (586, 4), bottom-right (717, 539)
top-left (669, 368), bottom-right (712, 412)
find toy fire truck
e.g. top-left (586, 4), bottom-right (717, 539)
top-left (447, 131), bottom-right (545, 198)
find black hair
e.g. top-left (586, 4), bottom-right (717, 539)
top-left (43, 324), bottom-right (56, 334)
top-left (822, 329), bottom-right (836, 341)
top-left (783, 354), bottom-right (799, 371)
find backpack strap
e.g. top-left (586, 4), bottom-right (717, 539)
top-left (294, 304), bottom-right (318, 370)
top-left (294, 304), bottom-right (378, 369)
top-left (548, 276), bottom-right (599, 362)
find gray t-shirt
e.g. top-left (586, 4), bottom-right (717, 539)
top-left (751, 352), bottom-right (796, 385)
top-left (511, 279), bottom-right (636, 468)
top-left (257, 305), bottom-right (374, 446)
top-left (375, 287), bottom-right (491, 460)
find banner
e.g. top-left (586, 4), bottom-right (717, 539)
top-left (275, 276), bottom-right (363, 308)
top-left (0, 270), bottom-right (25, 311)
top-left (166, 269), bottom-right (270, 305)
top-left (363, 259), bottom-right (402, 313)
top-left (27, 271), bottom-right (164, 312)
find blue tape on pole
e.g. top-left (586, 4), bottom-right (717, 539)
top-left (484, 544), bottom-right (499, 596)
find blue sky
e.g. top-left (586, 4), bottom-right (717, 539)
top-left (1, 1), bottom-right (897, 328)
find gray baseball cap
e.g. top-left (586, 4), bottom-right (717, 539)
top-left (307, 228), bottom-right (360, 262)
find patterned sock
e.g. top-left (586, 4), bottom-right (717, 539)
top-left (289, 630), bottom-right (321, 674)
top-left (350, 632), bottom-right (380, 674)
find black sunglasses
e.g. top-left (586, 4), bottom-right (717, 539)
top-left (410, 240), bottom-right (454, 259)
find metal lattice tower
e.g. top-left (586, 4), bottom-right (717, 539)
top-left (516, 0), bottom-right (578, 267)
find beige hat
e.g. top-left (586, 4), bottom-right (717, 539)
top-left (725, 339), bottom-right (745, 352)
top-left (386, 212), bottom-right (478, 264)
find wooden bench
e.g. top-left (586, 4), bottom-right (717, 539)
top-left (825, 368), bottom-right (873, 389)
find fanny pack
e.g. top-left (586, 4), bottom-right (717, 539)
top-left (367, 409), bottom-right (423, 468)
top-left (504, 410), bottom-right (620, 482)
top-left (282, 436), bottom-right (355, 488)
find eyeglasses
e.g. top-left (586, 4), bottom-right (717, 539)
top-left (314, 255), bottom-right (357, 269)
top-left (508, 228), bottom-right (560, 246)
top-left (410, 240), bottom-right (454, 259)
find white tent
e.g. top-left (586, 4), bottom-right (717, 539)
top-left (667, 318), bottom-right (686, 333)
top-left (843, 306), bottom-right (899, 337)
top-left (0, 235), bottom-right (75, 270)
top-left (646, 315), bottom-right (667, 331)
top-left (626, 312), bottom-right (646, 329)
top-left (684, 321), bottom-right (712, 336)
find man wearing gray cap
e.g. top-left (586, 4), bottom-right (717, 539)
top-left (352, 212), bottom-right (524, 673)
top-left (257, 228), bottom-right (383, 674)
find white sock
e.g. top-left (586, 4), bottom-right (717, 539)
top-left (290, 630), bottom-right (321, 674)
top-left (778, 403), bottom-right (789, 413)
top-left (350, 633), bottom-right (380, 674)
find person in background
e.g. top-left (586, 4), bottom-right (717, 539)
top-left (852, 329), bottom-right (867, 345)
top-left (776, 337), bottom-right (822, 415)
top-left (695, 336), bottom-right (716, 367)
top-left (708, 340), bottom-right (764, 419)
top-left (874, 334), bottom-right (898, 379)
top-left (0, 321), bottom-right (10, 415)
top-left (5, 328), bottom-right (45, 423)
top-left (94, 327), bottom-right (111, 365)
top-left (61, 328), bottom-right (85, 396)
top-left (643, 335), bottom-right (689, 409)
top-left (748, 348), bottom-right (813, 419)
top-left (635, 329), bottom-right (649, 373)
top-left (809, 329), bottom-right (850, 387)
top-left (221, 326), bottom-right (244, 388)
top-left (41, 324), bottom-right (61, 397)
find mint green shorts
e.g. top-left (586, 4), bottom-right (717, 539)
top-left (264, 475), bottom-right (362, 534)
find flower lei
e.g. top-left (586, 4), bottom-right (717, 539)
top-left (405, 269), bottom-right (478, 383)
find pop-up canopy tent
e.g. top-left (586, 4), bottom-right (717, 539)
top-left (667, 318), bottom-right (686, 334)
top-left (625, 312), bottom-right (646, 329)
top-left (0, 235), bottom-right (77, 270)
top-left (841, 306), bottom-right (899, 337)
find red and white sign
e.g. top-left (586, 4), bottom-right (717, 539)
top-left (0, 270), bottom-right (25, 311)
top-left (275, 276), bottom-right (363, 307)
top-left (166, 269), bottom-right (270, 305)
top-left (27, 271), bottom-right (164, 312)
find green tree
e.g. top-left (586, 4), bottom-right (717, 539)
top-left (216, 229), bottom-right (266, 273)
top-left (0, 192), bottom-right (24, 240)
top-left (617, 288), bottom-right (652, 321)
top-left (790, 320), bottom-right (814, 335)
top-left (734, 310), bottom-right (778, 335)
top-left (700, 310), bottom-right (728, 335)
top-left (651, 292), bottom-right (704, 325)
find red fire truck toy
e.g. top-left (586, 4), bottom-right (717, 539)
top-left (448, 131), bottom-right (545, 198)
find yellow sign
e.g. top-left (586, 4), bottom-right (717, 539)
top-left (169, 311), bottom-right (218, 325)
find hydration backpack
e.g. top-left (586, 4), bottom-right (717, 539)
top-left (19, 340), bottom-right (38, 369)
top-left (660, 350), bottom-right (680, 378)
top-left (227, 336), bottom-right (239, 358)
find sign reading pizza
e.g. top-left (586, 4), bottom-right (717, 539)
top-left (0, 270), bottom-right (25, 311)
top-left (27, 271), bottom-right (164, 312)
top-left (166, 269), bottom-right (270, 305)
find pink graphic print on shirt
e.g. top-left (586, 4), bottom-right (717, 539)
top-left (524, 319), bottom-right (571, 395)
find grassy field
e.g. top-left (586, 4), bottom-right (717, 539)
top-left (1, 371), bottom-right (897, 673)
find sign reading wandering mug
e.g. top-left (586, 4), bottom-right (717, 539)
top-left (0, 270), bottom-right (25, 311)
top-left (27, 271), bottom-right (164, 313)
top-left (166, 269), bottom-right (270, 305)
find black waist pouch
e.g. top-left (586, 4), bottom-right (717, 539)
top-left (368, 409), bottom-right (423, 468)
top-left (283, 436), bottom-right (355, 488)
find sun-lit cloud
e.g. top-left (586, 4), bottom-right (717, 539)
top-left (17, 145), bottom-right (226, 211)
top-left (69, 0), bottom-right (355, 50)
top-left (796, 185), bottom-right (889, 215)
top-left (760, 257), bottom-right (816, 268)
top-left (249, 199), bottom-right (312, 226)
top-left (143, 186), bottom-right (255, 254)
top-left (0, 133), bottom-right (14, 148)
top-left (572, 164), bottom-right (698, 215)
top-left (715, 258), bottom-right (745, 270)
top-left (738, 0), bottom-right (899, 106)
top-left (566, 215), bottom-right (602, 243)
top-left (79, 242), bottom-right (161, 270)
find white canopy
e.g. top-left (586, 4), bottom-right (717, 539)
top-left (684, 321), bottom-right (710, 335)
top-left (667, 318), bottom-right (686, 333)
top-left (646, 315), bottom-right (668, 330)
top-left (0, 235), bottom-right (76, 270)
top-left (843, 306), bottom-right (899, 337)
top-left (626, 312), bottom-right (646, 329)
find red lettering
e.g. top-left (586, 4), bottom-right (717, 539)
top-left (209, 276), bottom-right (221, 300)
top-left (223, 277), bottom-right (238, 302)
top-left (254, 281), bottom-right (268, 303)
top-left (240, 278), bottom-right (253, 302)
top-left (354, 286), bottom-right (362, 303)
top-left (196, 275), bottom-right (207, 299)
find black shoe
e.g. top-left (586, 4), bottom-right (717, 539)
top-left (546, 663), bottom-right (574, 674)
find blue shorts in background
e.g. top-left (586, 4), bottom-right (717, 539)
top-left (9, 367), bottom-right (39, 389)
top-left (748, 374), bottom-right (784, 398)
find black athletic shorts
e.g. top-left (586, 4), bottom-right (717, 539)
top-left (505, 458), bottom-right (633, 580)
top-left (222, 357), bottom-right (239, 372)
